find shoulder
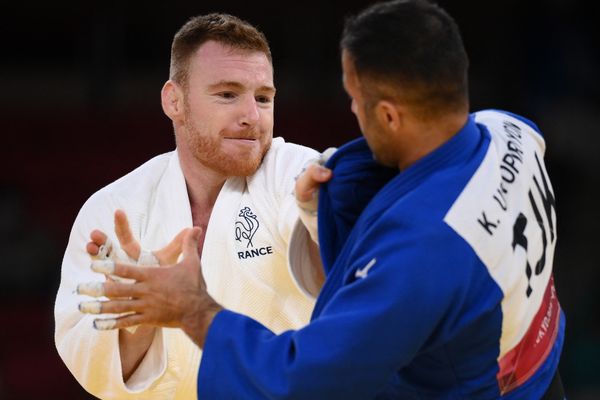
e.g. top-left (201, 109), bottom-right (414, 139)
top-left (350, 208), bottom-right (485, 303)
top-left (77, 151), bottom-right (174, 223)
top-left (99, 152), bottom-right (173, 197)
top-left (380, 203), bottom-right (468, 248)
top-left (355, 180), bottom-right (485, 281)
top-left (262, 137), bottom-right (320, 170)
top-left (474, 109), bottom-right (542, 135)
top-left (250, 137), bottom-right (319, 190)
top-left (474, 109), bottom-right (545, 142)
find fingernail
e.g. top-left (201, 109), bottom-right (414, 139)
top-left (91, 259), bottom-right (115, 275)
top-left (319, 168), bottom-right (330, 178)
top-left (79, 301), bottom-right (102, 314)
top-left (94, 319), bottom-right (117, 330)
top-left (77, 282), bottom-right (105, 297)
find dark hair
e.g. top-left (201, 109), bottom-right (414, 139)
top-left (341, 0), bottom-right (469, 116)
top-left (170, 13), bottom-right (272, 87)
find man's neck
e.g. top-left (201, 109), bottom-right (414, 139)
top-left (177, 147), bottom-right (230, 255)
top-left (177, 147), bottom-right (227, 213)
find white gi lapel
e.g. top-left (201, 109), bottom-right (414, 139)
top-left (201, 176), bottom-right (246, 296)
top-left (146, 151), bottom-right (193, 248)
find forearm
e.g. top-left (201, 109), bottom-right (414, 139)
top-left (119, 326), bottom-right (156, 381)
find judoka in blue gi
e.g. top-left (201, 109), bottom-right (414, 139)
top-left (78, 0), bottom-right (566, 398)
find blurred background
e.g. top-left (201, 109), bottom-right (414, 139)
top-left (1, 0), bottom-right (598, 398)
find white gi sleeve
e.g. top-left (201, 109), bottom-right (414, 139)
top-left (286, 146), bottom-right (337, 297)
top-left (258, 141), bottom-right (330, 298)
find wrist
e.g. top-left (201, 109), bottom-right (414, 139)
top-left (182, 295), bottom-right (223, 348)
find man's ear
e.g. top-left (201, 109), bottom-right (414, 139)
top-left (161, 80), bottom-right (184, 121)
top-left (375, 100), bottom-right (403, 133)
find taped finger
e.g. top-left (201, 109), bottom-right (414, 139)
top-left (80, 299), bottom-right (141, 315)
top-left (111, 247), bottom-right (137, 264)
top-left (138, 250), bottom-right (159, 267)
top-left (93, 318), bottom-right (117, 330)
top-left (94, 313), bottom-right (144, 331)
top-left (77, 282), bottom-right (105, 297)
top-left (79, 301), bottom-right (103, 314)
top-left (97, 237), bottom-right (113, 259)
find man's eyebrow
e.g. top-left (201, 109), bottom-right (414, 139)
top-left (207, 81), bottom-right (245, 91)
top-left (207, 80), bottom-right (276, 94)
top-left (257, 85), bottom-right (276, 95)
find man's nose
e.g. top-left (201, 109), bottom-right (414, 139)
top-left (239, 95), bottom-right (260, 127)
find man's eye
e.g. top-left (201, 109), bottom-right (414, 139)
top-left (256, 95), bottom-right (272, 104)
top-left (218, 92), bottom-right (236, 99)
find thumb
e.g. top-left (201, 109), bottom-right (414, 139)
top-left (182, 227), bottom-right (202, 261)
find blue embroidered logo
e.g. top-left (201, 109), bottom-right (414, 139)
top-left (235, 207), bottom-right (259, 248)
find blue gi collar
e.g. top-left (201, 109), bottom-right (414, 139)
top-left (318, 115), bottom-right (482, 274)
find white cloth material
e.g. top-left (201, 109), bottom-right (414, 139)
top-left (54, 137), bottom-right (319, 399)
top-left (138, 250), bottom-right (159, 266)
top-left (289, 147), bottom-right (337, 297)
top-left (294, 147), bottom-right (337, 244)
top-left (287, 219), bottom-right (321, 298)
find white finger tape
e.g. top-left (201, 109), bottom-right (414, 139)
top-left (91, 259), bottom-right (116, 275)
top-left (111, 247), bottom-right (137, 264)
top-left (137, 250), bottom-right (159, 266)
top-left (96, 237), bottom-right (113, 259)
top-left (77, 282), bottom-right (105, 298)
top-left (94, 319), bottom-right (117, 330)
top-left (79, 301), bottom-right (102, 314)
top-left (319, 147), bottom-right (337, 165)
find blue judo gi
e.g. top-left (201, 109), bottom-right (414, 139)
top-left (198, 110), bottom-right (565, 399)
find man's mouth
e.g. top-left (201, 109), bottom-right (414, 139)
top-left (224, 137), bottom-right (258, 142)
top-left (223, 137), bottom-right (259, 146)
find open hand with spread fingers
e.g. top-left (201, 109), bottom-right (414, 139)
top-left (87, 209), bottom-right (186, 266)
top-left (81, 210), bottom-right (193, 378)
top-left (78, 227), bottom-right (222, 348)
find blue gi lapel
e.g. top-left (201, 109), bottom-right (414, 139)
top-left (313, 116), bottom-right (483, 318)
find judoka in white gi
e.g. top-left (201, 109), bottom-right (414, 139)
top-left (54, 14), bottom-right (325, 399)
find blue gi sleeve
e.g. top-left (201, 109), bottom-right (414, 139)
top-left (197, 222), bottom-right (487, 399)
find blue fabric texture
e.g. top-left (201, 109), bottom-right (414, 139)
top-left (197, 111), bottom-right (565, 399)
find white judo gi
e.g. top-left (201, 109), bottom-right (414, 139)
top-left (54, 137), bottom-right (319, 399)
